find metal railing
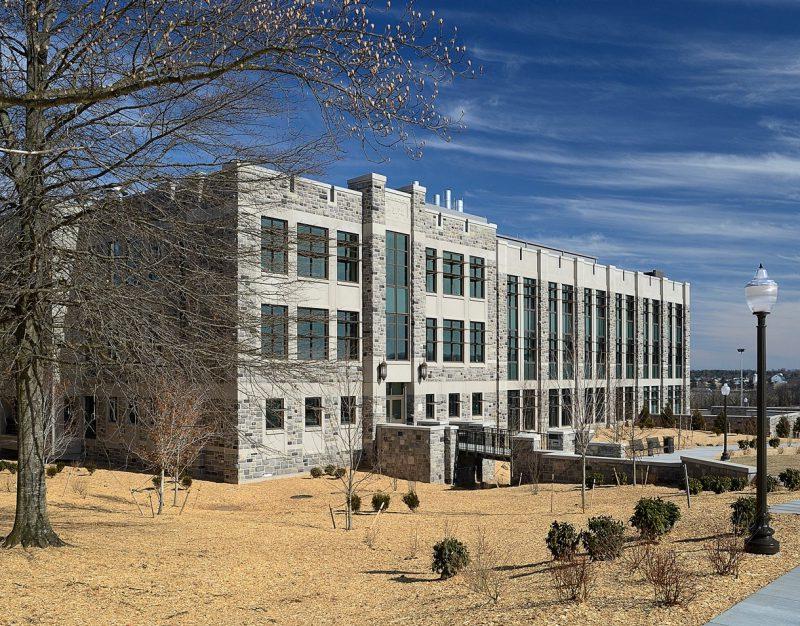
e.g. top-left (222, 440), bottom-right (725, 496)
top-left (456, 427), bottom-right (513, 458)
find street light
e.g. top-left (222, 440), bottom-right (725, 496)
top-left (720, 383), bottom-right (731, 461)
top-left (737, 348), bottom-right (745, 406)
top-left (743, 264), bottom-right (780, 556)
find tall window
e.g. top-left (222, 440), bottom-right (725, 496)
top-left (548, 388), bottom-right (559, 428)
top-left (596, 290), bottom-right (607, 379)
top-left (625, 295), bottom-right (635, 378)
top-left (84, 396), bottom-right (96, 440)
top-left (561, 388), bottom-right (572, 427)
top-left (304, 397), bottom-right (322, 427)
top-left (337, 311), bottom-right (359, 361)
top-left (508, 390), bottom-right (521, 431)
top-left (448, 393), bottom-right (461, 418)
top-left (265, 398), bottom-right (285, 429)
top-left (443, 319), bottom-right (464, 362)
top-left (386, 231), bottom-right (409, 360)
top-left (652, 300), bottom-right (660, 378)
top-left (676, 304), bottom-right (684, 378)
top-left (261, 217), bottom-right (288, 274)
top-left (261, 304), bottom-right (288, 358)
top-left (667, 303), bottom-right (674, 379)
top-left (442, 251), bottom-right (463, 296)
top-left (471, 392), bottom-right (483, 417)
top-left (642, 298), bottom-right (650, 379)
top-left (548, 282), bottom-right (559, 379)
top-left (426, 394), bottom-right (436, 419)
top-left (340, 396), bottom-right (356, 425)
top-left (426, 318), bottom-right (437, 362)
top-left (336, 231), bottom-right (359, 282)
top-left (507, 275), bottom-right (519, 380)
top-left (469, 256), bottom-right (485, 298)
top-left (470, 321), bottom-right (485, 363)
top-left (615, 293), bottom-right (623, 378)
top-left (584, 288), bottom-right (593, 379)
top-left (562, 285), bottom-right (575, 379)
top-left (425, 248), bottom-right (437, 293)
top-left (523, 390), bottom-right (536, 430)
top-left (297, 307), bottom-right (328, 360)
top-left (297, 224), bottom-right (328, 278)
top-left (523, 278), bottom-right (537, 380)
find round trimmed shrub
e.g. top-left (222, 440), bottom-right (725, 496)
top-left (688, 478), bottom-right (702, 495)
top-left (769, 437), bottom-right (781, 449)
top-left (432, 537), bottom-right (470, 579)
top-left (776, 415), bottom-right (791, 439)
top-left (767, 475), bottom-right (779, 493)
top-left (84, 461), bottom-right (97, 475)
top-left (730, 476), bottom-right (749, 491)
top-left (334, 467), bottom-right (346, 479)
top-left (630, 497), bottom-right (681, 540)
top-left (45, 466), bottom-right (58, 478)
top-left (730, 496), bottom-right (756, 534)
top-left (582, 515), bottom-right (625, 561)
top-left (323, 464), bottom-right (336, 476)
top-left (546, 520), bottom-right (580, 561)
top-left (181, 474), bottom-right (193, 488)
top-left (347, 493), bottom-right (361, 513)
top-left (737, 439), bottom-right (750, 451)
top-left (309, 467), bottom-right (323, 478)
top-left (584, 469), bottom-right (604, 489)
top-left (779, 468), bottom-right (800, 491)
top-left (402, 490), bottom-right (420, 512)
top-left (371, 491), bottom-right (390, 512)
top-left (748, 438), bottom-right (756, 449)
top-left (712, 476), bottom-right (732, 494)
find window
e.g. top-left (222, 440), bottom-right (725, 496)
top-left (652, 300), bottom-right (660, 378)
top-left (472, 392), bottom-right (483, 417)
top-left (561, 388), bottom-right (572, 427)
top-left (643, 298), bottom-right (650, 379)
top-left (265, 398), bottom-right (285, 429)
top-left (615, 293), bottom-right (623, 378)
top-left (261, 217), bottom-right (288, 274)
top-left (596, 290), bottom-right (607, 379)
top-left (508, 390), bottom-right (521, 431)
top-left (297, 223), bottom-right (328, 278)
top-left (386, 382), bottom-right (406, 423)
top-left (667, 303), bottom-right (674, 379)
top-left (337, 311), bottom-right (359, 361)
top-left (425, 394), bottom-right (436, 419)
top-left (548, 389), bottom-right (559, 428)
top-left (548, 282), bottom-right (558, 379)
top-left (562, 285), bottom-right (575, 379)
top-left (425, 248), bottom-right (437, 293)
top-left (128, 401), bottom-right (137, 425)
top-left (507, 275), bottom-right (519, 380)
top-left (84, 396), bottom-right (96, 440)
top-left (523, 390), bottom-right (536, 430)
top-left (442, 251), bottom-right (463, 296)
top-left (469, 256), bottom-right (485, 298)
top-left (469, 321), bottom-right (485, 363)
top-left (443, 319), bottom-right (464, 362)
top-left (523, 278), bottom-right (537, 380)
top-left (336, 231), bottom-right (359, 282)
top-left (386, 231), bottom-right (410, 360)
top-left (584, 288), bottom-right (593, 379)
top-left (425, 318), bottom-right (437, 361)
top-left (261, 304), bottom-right (288, 359)
top-left (108, 398), bottom-right (117, 423)
top-left (448, 393), bottom-right (461, 418)
top-left (297, 307), bottom-right (328, 360)
top-left (340, 396), bottom-right (356, 425)
top-left (676, 304), bottom-right (684, 378)
top-left (626, 295), bottom-right (635, 378)
top-left (304, 397), bottom-right (323, 428)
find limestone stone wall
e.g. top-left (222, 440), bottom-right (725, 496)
top-left (376, 423), bottom-right (457, 484)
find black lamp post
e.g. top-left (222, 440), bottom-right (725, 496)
top-left (721, 383), bottom-right (731, 461)
top-left (743, 264), bottom-right (780, 556)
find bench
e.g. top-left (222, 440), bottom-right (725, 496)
top-left (646, 437), bottom-right (663, 455)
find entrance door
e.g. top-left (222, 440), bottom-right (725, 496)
top-left (385, 382), bottom-right (406, 423)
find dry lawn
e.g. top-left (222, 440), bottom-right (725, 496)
top-left (736, 448), bottom-right (800, 473)
top-left (1, 467), bottom-right (800, 625)
top-left (594, 427), bottom-right (726, 448)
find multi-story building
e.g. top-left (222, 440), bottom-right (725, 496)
top-left (0, 164), bottom-right (692, 483)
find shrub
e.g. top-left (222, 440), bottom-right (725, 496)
top-left (699, 475), bottom-right (716, 492)
top-left (691, 409), bottom-right (706, 431)
top-left (730, 476), bottom-right (749, 491)
top-left (84, 461), bottom-right (97, 475)
top-left (705, 535), bottom-right (743, 577)
top-left (582, 516), bottom-right (625, 561)
top-left (464, 526), bottom-right (506, 604)
top-left (323, 464), bottom-right (336, 476)
top-left (584, 468), bottom-right (604, 489)
top-left (347, 493), bottom-right (361, 513)
top-left (767, 474), bottom-right (779, 492)
top-left (661, 404), bottom-right (675, 428)
top-left (769, 437), bottom-right (780, 449)
top-left (737, 439), bottom-right (750, 451)
top-left (687, 478), bottom-right (702, 495)
top-left (55, 462), bottom-right (66, 473)
top-left (334, 467), bottom-right (346, 479)
top-left (546, 521), bottom-right (581, 561)
top-left (402, 491), bottom-right (420, 512)
top-left (309, 467), bottom-right (323, 478)
top-left (712, 413), bottom-right (726, 436)
top-left (181, 474), bottom-right (193, 488)
top-left (630, 498), bottom-right (681, 540)
top-left (778, 468), bottom-right (800, 491)
top-left (550, 556), bottom-right (595, 603)
top-left (371, 491), bottom-right (390, 512)
top-left (431, 537), bottom-right (470, 579)
top-left (748, 438), bottom-right (756, 449)
top-left (45, 466), bottom-right (58, 478)
top-left (152, 474), bottom-right (162, 488)
top-left (643, 547), bottom-right (698, 606)
top-left (712, 476), bottom-right (732, 494)
top-left (5, 461), bottom-right (16, 475)
top-left (776, 415), bottom-right (791, 438)
top-left (730, 496), bottom-right (756, 534)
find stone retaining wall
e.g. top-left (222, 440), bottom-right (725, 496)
top-left (376, 422), bottom-right (457, 484)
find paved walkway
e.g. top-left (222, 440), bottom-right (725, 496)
top-left (706, 498), bottom-right (800, 625)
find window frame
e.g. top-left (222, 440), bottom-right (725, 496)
top-left (425, 247), bottom-right (437, 293)
top-left (304, 397), bottom-right (323, 428)
top-left (261, 304), bottom-right (288, 359)
top-left (297, 223), bottom-right (329, 279)
top-left (336, 230), bottom-right (359, 283)
top-left (297, 307), bottom-right (329, 360)
top-left (336, 310), bottom-right (360, 361)
top-left (442, 251), bottom-right (464, 296)
top-left (469, 256), bottom-right (485, 299)
top-left (469, 321), bottom-right (485, 363)
top-left (261, 216), bottom-right (288, 274)
top-left (265, 398), bottom-right (285, 430)
top-left (471, 392), bottom-right (483, 417)
top-left (448, 392), bottom-right (461, 418)
top-left (340, 396), bottom-right (356, 425)
top-left (425, 318), bottom-right (437, 362)
top-left (442, 319), bottom-right (464, 363)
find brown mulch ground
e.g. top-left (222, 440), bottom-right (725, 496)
top-left (1, 467), bottom-right (799, 626)
top-left (735, 448), bottom-right (800, 472)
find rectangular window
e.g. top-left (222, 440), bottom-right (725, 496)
top-left (304, 397), bottom-right (322, 428)
top-left (261, 304), bottom-right (288, 358)
top-left (425, 247), bottom-right (437, 293)
top-left (425, 394), bottom-right (436, 419)
top-left (548, 282), bottom-right (559, 379)
top-left (128, 401), bottom-right (137, 425)
top-left (652, 300), bottom-right (660, 379)
top-left (425, 318), bottom-right (437, 362)
top-left (336, 231), bottom-right (359, 282)
top-left (523, 390), bottom-right (536, 430)
top-left (443, 319), bottom-right (464, 362)
top-left (469, 256), bottom-right (485, 299)
top-left (524, 278), bottom-right (537, 380)
top-left (386, 231), bottom-right (410, 360)
top-left (584, 288), bottom-right (593, 379)
top-left (676, 304), bottom-right (684, 379)
top-left (265, 398), bottom-right (285, 429)
top-left (615, 293), bottom-right (623, 379)
top-left (561, 388), bottom-right (572, 427)
top-left (448, 393), bottom-right (461, 418)
top-left (442, 251), bottom-right (464, 296)
top-left (84, 396), bottom-right (96, 440)
top-left (469, 321), bottom-right (485, 363)
top-left (596, 290), bottom-right (607, 379)
top-left (340, 396), bottom-right (356, 425)
top-left (297, 307), bottom-right (328, 360)
top-left (386, 382), bottom-right (406, 423)
top-left (507, 275), bottom-right (519, 380)
top-left (297, 223), bottom-right (328, 278)
top-left (643, 298), bottom-right (650, 379)
top-left (337, 311), bottom-right (359, 361)
top-left (562, 285), bottom-right (575, 379)
top-left (471, 392), bottom-right (483, 417)
top-left (625, 295), bottom-right (635, 379)
top-left (508, 390), bottom-right (521, 431)
top-left (667, 303), bottom-right (674, 379)
top-left (261, 217), bottom-right (288, 274)
top-left (108, 398), bottom-right (117, 423)
top-left (548, 388), bottom-right (560, 428)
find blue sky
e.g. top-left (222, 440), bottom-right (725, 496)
top-left (326, 0), bottom-right (800, 370)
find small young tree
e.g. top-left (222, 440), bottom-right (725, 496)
top-left (661, 403), bottom-right (675, 429)
top-left (776, 415), bottom-right (791, 439)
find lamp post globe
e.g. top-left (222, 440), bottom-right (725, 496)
top-left (744, 265), bottom-right (780, 556)
top-left (720, 383), bottom-right (731, 460)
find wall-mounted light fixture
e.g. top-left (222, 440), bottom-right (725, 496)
top-left (377, 361), bottom-right (388, 383)
top-left (418, 361), bottom-right (428, 381)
